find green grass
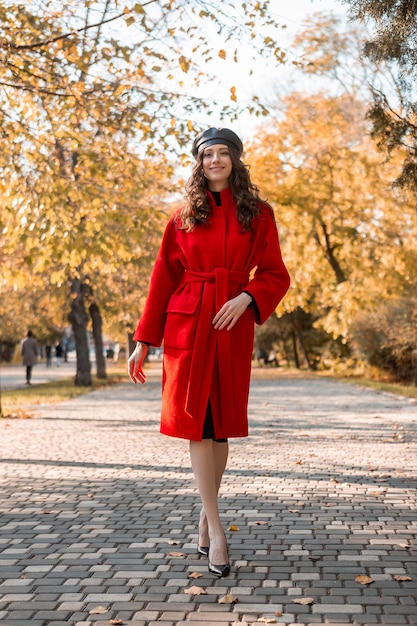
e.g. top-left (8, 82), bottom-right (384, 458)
top-left (0, 367), bottom-right (129, 417)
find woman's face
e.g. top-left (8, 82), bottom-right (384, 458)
top-left (201, 143), bottom-right (233, 191)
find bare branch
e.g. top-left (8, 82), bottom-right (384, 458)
top-left (0, 0), bottom-right (159, 52)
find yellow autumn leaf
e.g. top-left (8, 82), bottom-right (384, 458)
top-left (394, 575), bottom-right (412, 581)
top-left (291, 597), bottom-right (315, 605)
top-left (184, 585), bottom-right (207, 595)
top-left (179, 56), bottom-right (190, 72)
top-left (188, 571), bottom-right (203, 579)
top-left (355, 575), bottom-right (374, 585)
top-left (227, 525), bottom-right (240, 531)
top-left (230, 86), bottom-right (237, 102)
top-left (218, 49), bottom-right (226, 59)
top-left (89, 606), bottom-right (108, 614)
top-left (218, 594), bottom-right (238, 604)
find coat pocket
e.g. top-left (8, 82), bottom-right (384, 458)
top-left (164, 294), bottom-right (199, 349)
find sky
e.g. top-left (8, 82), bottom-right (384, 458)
top-left (269, 0), bottom-right (346, 27)
top-left (188, 0), bottom-right (351, 139)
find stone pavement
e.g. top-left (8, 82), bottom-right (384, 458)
top-left (0, 359), bottom-right (77, 391)
top-left (0, 367), bottom-right (416, 626)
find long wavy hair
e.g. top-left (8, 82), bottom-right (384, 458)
top-left (179, 146), bottom-right (262, 232)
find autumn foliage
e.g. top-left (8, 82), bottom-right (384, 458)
top-left (0, 4), bottom-right (415, 384)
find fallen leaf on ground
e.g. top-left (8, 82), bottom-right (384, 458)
top-left (254, 520), bottom-right (269, 525)
top-left (295, 459), bottom-right (302, 465)
top-left (109, 620), bottom-right (124, 625)
top-left (394, 575), bottom-right (412, 581)
top-left (218, 593), bottom-right (239, 604)
top-left (2, 411), bottom-right (33, 419)
top-left (187, 571), bottom-right (203, 579)
top-left (355, 575), bottom-right (374, 585)
top-left (275, 612), bottom-right (283, 617)
top-left (168, 551), bottom-right (186, 558)
top-left (167, 539), bottom-right (180, 545)
top-left (396, 542), bottom-right (410, 549)
top-left (228, 525), bottom-right (239, 531)
top-left (89, 606), bottom-right (108, 614)
top-left (184, 585), bottom-right (207, 595)
top-left (291, 597), bottom-right (314, 605)
top-left (254, 617), bottom-right (276, 623)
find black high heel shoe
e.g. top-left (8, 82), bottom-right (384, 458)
top-left (208, 537), bottom-right (230, 577)
top-left (208, 560), bottom-right (230, 577)
top-left (197, 544), bottom-right (209, 558)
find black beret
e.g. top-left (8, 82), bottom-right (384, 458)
top-left (192, 127), bottom-right (243, 158)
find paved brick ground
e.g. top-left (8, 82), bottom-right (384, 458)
top-left (0, 367), bottom-right (416, 626)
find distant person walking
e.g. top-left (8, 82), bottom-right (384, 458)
top-left (21, 330), bottom-right (38, 385)
top-left (45, 345), bottom-right (52, 367)
top-left (55, 342), bottom-right (63, 367)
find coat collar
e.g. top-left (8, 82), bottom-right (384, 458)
top-left (207, 187), bottom-right (235, 207)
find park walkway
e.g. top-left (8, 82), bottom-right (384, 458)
top-left (0, 367), bottom-right (416, 626)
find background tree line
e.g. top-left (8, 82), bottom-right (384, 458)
top-left (1, 1), bottom-right (416, 385)
top-left (0, 0), bottom-right (283, 384)
top-left (250, 12), bottom-right (417, 385)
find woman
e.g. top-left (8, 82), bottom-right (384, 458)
top-left (128, 127), bottom-right (290, 577)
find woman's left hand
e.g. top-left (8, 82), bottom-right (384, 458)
top-left (212, 292), bottom-right (252, 331)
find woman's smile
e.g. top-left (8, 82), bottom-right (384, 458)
top-left (202, 144), bottom-right (233, 190)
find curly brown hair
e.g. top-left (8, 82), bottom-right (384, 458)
top-left (178, 146), bottom-right (262, 232)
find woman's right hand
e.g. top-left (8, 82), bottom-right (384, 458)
top-left (128, 342), bottom-right (148, 384)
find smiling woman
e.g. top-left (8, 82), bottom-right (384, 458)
top-left (202, 145), bottom-right (233, 191)
top-left (128, 126), bottom-right (290, 579)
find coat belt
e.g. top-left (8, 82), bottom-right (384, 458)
top-left (181, 268), bottom-right (249, 428)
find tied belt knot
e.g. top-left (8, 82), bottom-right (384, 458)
top-left (181, 268), bottom-right (250, 427)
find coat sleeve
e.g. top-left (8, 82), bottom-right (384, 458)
top-left (133, 215), bottom-right (184, 346)
top-left (243, 207), bottom-right (290, 325)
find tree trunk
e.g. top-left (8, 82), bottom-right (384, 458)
top-left (68, 278), bottom-right (92, 386)
top-left (89, 302), bottom-right (107, 379)
top-left (315, 219), bottom-right (347, 284)
top-left (295, 326), bottom-right (313, 370)
top-left (292, 330), bottom-right (300, 369)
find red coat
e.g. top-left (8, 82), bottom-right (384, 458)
top-left (133, 188), bottom-right (290, 440)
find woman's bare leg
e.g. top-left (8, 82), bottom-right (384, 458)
top-left (190, 439), bottom-right (229, 564)
top-left (198, 441), bottom-right (228, 547)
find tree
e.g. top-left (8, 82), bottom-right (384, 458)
top-left (247, 91), bottom-right (417, 357)
top-left (338, 0), bottom-right (417, 192)
top-left (0, 0), bottom-right (287, 383)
